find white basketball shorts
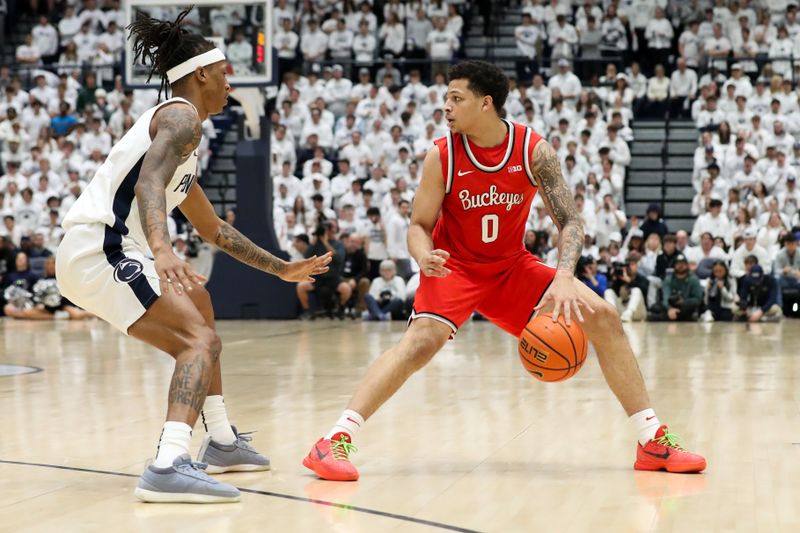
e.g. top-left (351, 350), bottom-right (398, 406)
top-left (56, 223), bottom-right (162, 334)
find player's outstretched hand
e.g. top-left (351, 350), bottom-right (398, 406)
top-left (155, 251), bottom-right (207, 296)
top-left (534, 272), bottom-right (594, 326)
top-left (420, 249), bottom-right (452, 277)
top-left (280, 252), bottom-right (333, 283)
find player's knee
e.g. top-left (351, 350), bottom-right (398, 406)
top-left (177, 325), bottom-right (221, 363)
top-left (404, 333), bottom-right (443, 369)
top-left (589, 301), bottom-right (622, 332)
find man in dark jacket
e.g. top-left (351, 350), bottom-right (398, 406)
top-left (341, 233), bottom-right (370, 314)
top-left (650, 253), bottom-right (703, 321)
top-left (640, 203), bottom-right (669, 240)
top-left (737, 265), bottom-right (783, 322)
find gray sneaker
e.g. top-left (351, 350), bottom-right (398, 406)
top-left (134, 454), bottom-right (241, 503)
top-left (197, 426), bottom-right (271, 474)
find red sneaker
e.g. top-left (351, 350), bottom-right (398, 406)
top-left (635, 425), bottom-right (706, 473)
top-left (302, 432), bottom-right (360, 481)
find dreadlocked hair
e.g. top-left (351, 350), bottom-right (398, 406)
top-left (126, 5), bottom-right (215, 100)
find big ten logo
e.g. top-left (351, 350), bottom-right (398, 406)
top-left (507, 164), bottom-right (523, 173)
top-left (520, 338), bottom-right (549, 363)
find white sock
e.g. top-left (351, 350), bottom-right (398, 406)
top-left (201, 395), bottom-right (237, 445)
top-left (325, 409), bottom-right (365, 440)
top-left (630, 408), bottom-right (661, 445)
top-left (154, 421), bottom-right (192, 468)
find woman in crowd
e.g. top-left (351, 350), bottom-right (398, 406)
top-left (701, 260), bottom-right (737, 322)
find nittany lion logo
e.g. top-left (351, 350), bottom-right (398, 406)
top-left (113, 258), bottom-right (144, 283)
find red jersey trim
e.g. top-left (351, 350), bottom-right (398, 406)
top-left (444, 131), bottom-right (454, 194)
top-left (523, 126), bottom-right (544, 188)
top-left (460, 119), bottom-right (516, 173)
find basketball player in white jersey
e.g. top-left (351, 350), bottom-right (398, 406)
top-left (56, 8), bottom-right (331, 503)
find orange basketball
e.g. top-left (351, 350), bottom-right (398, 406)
top-left (518, 313), bottom-right (588, 382)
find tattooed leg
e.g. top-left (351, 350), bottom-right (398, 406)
top-left (166, 345), bottom-right (220, 424)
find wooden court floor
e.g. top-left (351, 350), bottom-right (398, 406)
top-left (1, 317), bottom-right (799, 533)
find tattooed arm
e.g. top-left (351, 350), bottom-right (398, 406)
top-left (531, 139), bottom-right (584, 276)
top-left (530, 139), bottom-right (593, 325)
top-left (136, 103), bottom-right (203, 293)
top-left (180, 183), bottom-right (332, 282)
top-left (137, 103), bottom-right (201, 256)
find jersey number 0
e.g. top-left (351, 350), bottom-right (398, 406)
top-left (481, 214), bottom-right (499, 243)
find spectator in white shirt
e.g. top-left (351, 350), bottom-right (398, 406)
top-left (16, 33), bottom-right (41, 66)
top-left (275, 17), bottom-right (299, 75)
top-left (705, 23), bottom-right (732, 72)
top-left (645, 7), bottom-right (674, 72)
top-left (226, 31), bottom-right (253, 75)
top-left (696, 96), bottom-right (725, 131)
top-left (645, 64), bottom-right (670, 118)
top-left (340, 131), bottom-right (374, 179)
top-left (426, 17), bottom-right (459, 79)
top-left (58, 5), bottom-right (82, 46)
top-left (548, 59), bottom-right (582, 107)
top-left (549, 14), bottom-right (578, 60)
top-left (679, 19), bottom-right (703, 68)
top-left (692, 198), bottom-right (733, 246)
top-left (406, 7), bottom-right (433, 61)
top-left (325, 65), bottom-right (353, 118)
top-left (670, 58), bottom-right (698, 118)
top-left (769, 25), bottom-right (794, 78)
top-left (515, 13), bottom-right (540, 83)
top-left (364, 259), bottom-right (406, 321)
top-left (386, 199), bottom-right (412, 279)
top-left (328, 18), bottom-right (354, 67)
top-left (349, 1), bottom-right (378, 35)
top-left (352, 19), bottom-right (377, 66)
top-left (379, 12), bottom-right (405, 57)
top-left (730, 228), bottom-right (771, 278)
top-left (301, 18), bottom-right (327, 70)
top-left (301, 108), bottom-right (334, 150)
top-left (72, 21), bottom-right (98, 62)
top-left (32, 15), bottom-right (58, 63)
top-left (364, 166), bottom-right (393, 204)
top-left (447, 4), bottom-right (463, 38)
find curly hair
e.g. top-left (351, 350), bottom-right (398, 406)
top-left (126, 6), bottom-right (215, 100)
top-left (447, 60), bottom-right (509, 115)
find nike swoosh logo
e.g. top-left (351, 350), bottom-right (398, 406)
top-left (644, 449), bottom-right (670, 460)
top-left (315, 446), bottom-right (328, 461)
top-left (646, 415), bottom-right (656, 421)
top-left (457, 169), bottom-right (474, 176)
top-left (346, 417), bottom-right (361, 427)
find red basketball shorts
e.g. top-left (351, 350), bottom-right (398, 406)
top-left (411, 252), bottom-right (557, 337)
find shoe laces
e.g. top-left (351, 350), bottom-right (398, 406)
top-left (235, 430), bottom-right (257, 452)
top-left (654, 430), bottom-right (685, 451)
top-left (176, 460), bottom-right (213, 480)
top-left (331, 434), bottom-right (358, 461)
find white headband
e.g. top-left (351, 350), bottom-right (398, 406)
top-left (166, 48), bottom-right (226, 84)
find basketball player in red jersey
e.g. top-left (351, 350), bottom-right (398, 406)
top-left (303, 61), bottom-right (706, 480)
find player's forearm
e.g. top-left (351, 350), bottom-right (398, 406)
top-left (135, 175), bottom-right (173, 256)
top-left (213, 221), bottom-right (287, 276)
top-left (555, 220), bottom-right (583, 276)
top-left (408, 223), bottom-right (434, 264)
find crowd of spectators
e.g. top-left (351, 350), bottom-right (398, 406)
top-left (0, 0), bottom-right (798, 323)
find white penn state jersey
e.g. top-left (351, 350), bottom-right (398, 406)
top-left (62, 96), bottom-right (199, 253)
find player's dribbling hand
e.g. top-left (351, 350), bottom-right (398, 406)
top-left (155, 251), bottom-right (207, 296)
top-left (534, 272), bottom-right (594, 326)
top-left (420, 249), bottom-right (451, 277)
top-left (280, 251), bottom-right (333, 282)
